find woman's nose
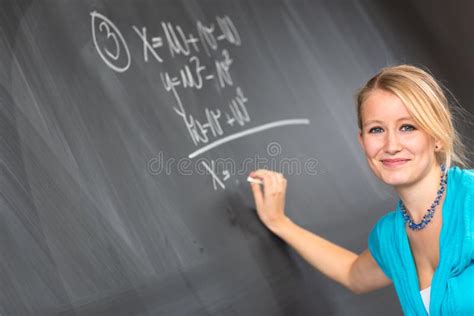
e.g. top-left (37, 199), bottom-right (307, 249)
top-left (384, 130), bottom-right (402, 153)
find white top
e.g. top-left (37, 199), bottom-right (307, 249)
top-left (420, 286), bottom-right (431, 314)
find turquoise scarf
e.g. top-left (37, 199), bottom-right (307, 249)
top-left (368, 166), bottom-right (474, 315)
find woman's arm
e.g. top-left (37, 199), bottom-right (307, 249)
top-left (249, 169), bottom-right (391, 294)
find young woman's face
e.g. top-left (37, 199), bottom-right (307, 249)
top-left (357, 89), bottom-right (440, 187)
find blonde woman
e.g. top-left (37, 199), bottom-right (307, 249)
top-left (249, 65), bottom-right (473, 315)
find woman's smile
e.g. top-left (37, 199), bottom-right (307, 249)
top-left (381, 158), bottom-right (411, 167)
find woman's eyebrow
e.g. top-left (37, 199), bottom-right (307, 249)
top-left (362, 116), bottom-right (413, 127)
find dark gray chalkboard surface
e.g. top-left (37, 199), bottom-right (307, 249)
top-left (1, 1), bottom-right (472, 315)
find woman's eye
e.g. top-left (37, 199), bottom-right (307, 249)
top-left (368, 127), bottom-right (383, 134)
top-left (401, 124), bottom-right (416, 132)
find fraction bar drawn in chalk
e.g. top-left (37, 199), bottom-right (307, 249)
top-left (188, 119), bottom-right (310, 159)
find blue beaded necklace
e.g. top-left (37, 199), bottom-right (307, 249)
top-left (400, 164), bottom-right (447, 231)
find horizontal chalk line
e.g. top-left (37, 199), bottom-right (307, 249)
top-left (188, 118), bottom-right (310, 158)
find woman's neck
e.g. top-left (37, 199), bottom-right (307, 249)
top-left (395, 164), bottom-right (444, 222)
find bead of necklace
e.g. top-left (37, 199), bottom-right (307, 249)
top-left (400, 164), bottom-right (447, 231)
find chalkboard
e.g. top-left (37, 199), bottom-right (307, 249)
top-left (2, 1), bottom-right (469, 315)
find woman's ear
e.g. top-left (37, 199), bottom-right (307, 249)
top-left (434, 140), bottom-right (442, 151)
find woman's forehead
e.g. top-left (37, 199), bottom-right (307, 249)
top-left (362, 89), bottom-right (413, 123)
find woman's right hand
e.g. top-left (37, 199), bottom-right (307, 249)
top-left (248, 171), bottom-right (391, 294)
top-left (248, 169), bottom-right (289, 232)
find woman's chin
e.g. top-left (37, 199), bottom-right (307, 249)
top-left (376, 169), bottom-right (410, 186)
top-left (381, 177), bottom-right (407, 187)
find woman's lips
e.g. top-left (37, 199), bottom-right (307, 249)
top-left (381, 159), bottom-right (410, 167)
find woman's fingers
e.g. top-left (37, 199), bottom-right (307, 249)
top-left (249, 169), bottom-right (286, 195)
top-left (276, 173), bottom-right (287, 189)
top-left (248, 169), bottom-right (288, 229)
top-left (250, 182), bottom-right (264, 210)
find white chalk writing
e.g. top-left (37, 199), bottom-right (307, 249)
top-left (90, 12), bottom-right (310, 190)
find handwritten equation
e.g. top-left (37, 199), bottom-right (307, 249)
top-left (91, 11), bottom-right (251, 189)
top-left (91, 11), bottom-right (310, 190)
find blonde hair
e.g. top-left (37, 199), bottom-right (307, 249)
top-left (356, 64), bottom-right (469, 171)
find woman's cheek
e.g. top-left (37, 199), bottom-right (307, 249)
top-left (363, 138), bottom-right (383, 157)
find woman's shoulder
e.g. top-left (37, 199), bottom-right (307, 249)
top-left (375, 210), bottom-right (398, 227)
top-left (449, 165), bottom-right (474, 191)
top-left (370, 210), bottom-right (399, 239)
top-left (449, 165), bottom-right (474, 178)
top-left (447, 166), bottom-right (474, 237)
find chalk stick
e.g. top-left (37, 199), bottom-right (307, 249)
top-left (247, 176), bottom-right (263, 185)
